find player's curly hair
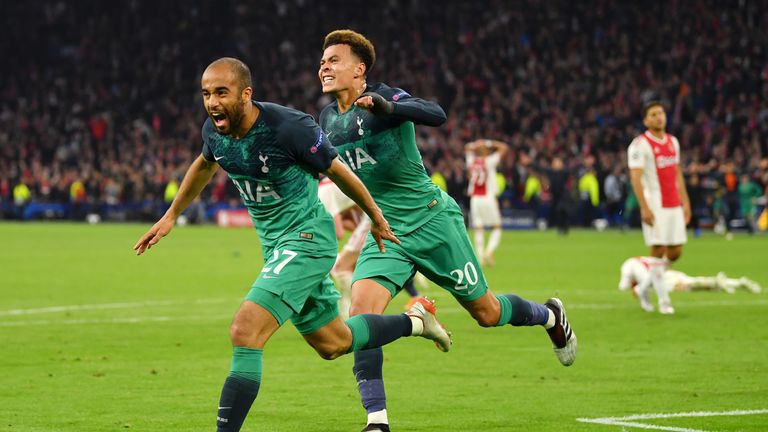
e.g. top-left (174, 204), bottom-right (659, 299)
top-left (323, 30), bottom-right (376, 74)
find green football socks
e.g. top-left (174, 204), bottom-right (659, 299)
top-left (216, 347), bottom-right (262, 432)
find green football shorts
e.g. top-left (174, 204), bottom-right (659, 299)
top-left (245, 239), bottom-right (340, 335)
top-left (353, 199), bottom-right (488, 301)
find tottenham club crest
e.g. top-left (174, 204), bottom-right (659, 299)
top-left (356, 116), bottom-right (364, 136)
top-left (259, 153), bottom-right (269, 173)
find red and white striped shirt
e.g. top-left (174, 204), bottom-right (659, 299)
top-left (627, 131), bottom-right (681, 208)
top-left (466, 152), bottom-right (500, 198)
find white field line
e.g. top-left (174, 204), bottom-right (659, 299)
top-left (577, 408), bottom-right (768, 431)
top-left (0, 298), bottom-right (235, 317)
top-left (0, 314), bottom-right (232, 327)
top-left (0, 297), bottom-right (765, 326)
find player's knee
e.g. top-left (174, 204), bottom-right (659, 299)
top-left (313, 342), bottom-right (346, 360)
top-left (229, 320), bottom-right (257, 346)
top-left (650, 246), bottom-right (666, 258)
top-left (471, 309), bottom-right (499, 327)
top-left (349, 302), bottom-right (381, 317)
top-left (348, 304), bottom-right (365, 316)
top-left (229, 324), bottom-right (246, 345)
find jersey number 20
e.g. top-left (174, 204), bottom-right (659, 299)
top-left (450, 261), bottom-right (479, 291)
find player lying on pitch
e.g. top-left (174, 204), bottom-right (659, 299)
top-left (618, 256), bottom-right (762, 313)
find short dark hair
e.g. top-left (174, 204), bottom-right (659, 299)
top-left (323, 30), bottom-right (376, 74)
top-left (208, 57), bottom-right (252, 92)
top-left (642, 100), bottom-right (663, 118)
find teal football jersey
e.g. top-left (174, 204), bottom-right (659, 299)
top-left (318, 83), bottom-right (447, 235)
top-left (202, 101), bottom-right (338, 250)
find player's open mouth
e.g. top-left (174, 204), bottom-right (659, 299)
top-left (322, 76), bottom-right (334, 84)
top-left (210, 112), bottom-right (227, 127)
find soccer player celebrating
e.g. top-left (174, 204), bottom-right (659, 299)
top-left (465, 139), bottom-right (508, 266)
top-left (318, 30), bottom-right (577, 432)
top-left (618, 256), bottom-right (761, 312)
top-left (627, 99), bottom-right (691, 314)
top-left (133, 57), bottom-right (452, 432)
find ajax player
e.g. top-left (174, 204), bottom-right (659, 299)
top-left (627, 99), bottom-right (691, 314)
top-left (619, 257), bottom-right (762, 312)
top-left (465, 139), bottom-right (508, 266)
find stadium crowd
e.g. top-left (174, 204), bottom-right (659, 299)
top-left (2, 0), bottom-right (767, 231)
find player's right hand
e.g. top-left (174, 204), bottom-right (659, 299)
top-left (355, 92), bottom-right (394, 116)
top-left (370, 215), bottom-right (400, 253)
top-left (133, 216), bottom-right (175, 256)
top-left (640, 206), bottom-right (655, 226)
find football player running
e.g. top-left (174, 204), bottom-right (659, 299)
top-left (318, 30), bottom-right (577, 432)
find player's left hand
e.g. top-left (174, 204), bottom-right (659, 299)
top-left (355, 92), bottom-right (394, 116)
top-left (370, 215), bottom-right (400, 253)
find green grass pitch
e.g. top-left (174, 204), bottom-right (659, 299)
top-left (1, 223), bottom-right (766, 431)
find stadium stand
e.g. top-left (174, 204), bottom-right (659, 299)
top-left (1, 0), bottom-right (766, 230)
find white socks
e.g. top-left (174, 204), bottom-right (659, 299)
top-left (409, 315), bottom-right (424, 336)
top-left (333, 270), bottom-right (353, 320)
top-left (473, 229), bottom-right (485, 259)
top-left (545, 309), bottom-right (556, 329)
top-left (368, 409), bottom-right (388, 425)
top-left (649, 257), bottom-right (671, 306)
top-left (688, 277), bottom-right (718, 291)
top-left (487, 227), bottom-right (502, 256)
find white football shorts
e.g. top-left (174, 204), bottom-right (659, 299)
top-left (641, 206), bottom-right (687, 246)
top-left (318, 180), bottom-right (354, 216)
top-left (343, 217), bottom-right (371, 253)
top-left (470, 195), bottom-right (502, 228)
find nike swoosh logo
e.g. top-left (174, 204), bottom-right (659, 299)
top-left (262, 275), bottom-right (276, 279)
top-left (214, 155), bottom-right (225, 161)
top-left (218, 406), bottom-right (232, 410)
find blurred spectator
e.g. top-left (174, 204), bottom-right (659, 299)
top-left (13, 180), bottom-right (31, 218)
top-left (431, 170), bottom-right (447, 193)
top-left (69, 178), bottom-right (87, 220)
top-left (603, 166), bottom-right (624, 227)
top-left (739, 174), bottom-right (763, 234)
top-left (722, 163), bottom-right (740, 231)
top-left (623, 183), bottom-right (640, 229)
top-left (164, 178), bottom-right (179, 204)
top-left (539, 157), bottom-right (576, 235)
top-left (522, 169), bottom-right (541, 214)
top-left (578, 164), bottom-right (600, 227)
top-left (686, 174), bottom-right (705, 237)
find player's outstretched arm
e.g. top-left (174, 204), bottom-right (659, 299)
top-left (134, 155), bottom-right (218, 255)
top-left (354, 92), bottom-right (446, 126)
top-left (323, 158), bottom-right (400, 252)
